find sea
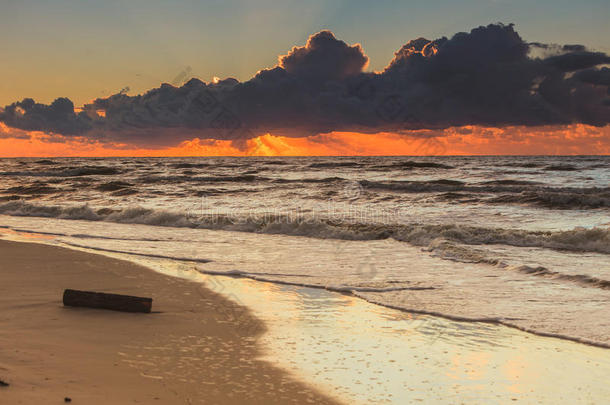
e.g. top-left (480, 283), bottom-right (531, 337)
top-left (1, 155), bottom-right (609, 403)
top-left (0, 155), bottom-right (608, 345)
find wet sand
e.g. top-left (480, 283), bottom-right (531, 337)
top-left (0, 240), bottom-right (340, 404)
top-left (211, 276), bottom-right (610, 404)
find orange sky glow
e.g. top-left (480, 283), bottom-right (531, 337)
top-left (0, 122), bottom-right (608, 157)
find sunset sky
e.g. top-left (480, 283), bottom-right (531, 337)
top-left (1, 0), bottom-right (609, 156)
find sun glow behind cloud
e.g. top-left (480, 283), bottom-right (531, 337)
top-left (1, 123), bottom-right (608, 157)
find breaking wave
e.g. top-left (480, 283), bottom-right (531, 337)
top-left (1, 201), bottom-right (608, 254)
top-left (510, 265), bottom-right (610, 289)
top-left (423, 239), bottom-right (610, 289)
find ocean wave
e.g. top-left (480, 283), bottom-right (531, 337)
top-left (390, 223), bottom-right (610, 254)
top-left (196, 267), bottom-right (434, 293)
top-left (33, 159), bottom-right (57, 165)
top-left (96, 181), bottom-right (134, 192)
top-left (53, 166), bottom-right (123, 176)
top-left (262, 160), bottom-right (291, 166)
top-left (435, 192), bottom-right (481, 203)
top-left (0, 166), bottom-right (122, 177)
top-left (1, 201), bottom-right (609, 255)
top-left (138, 171), bottom-right (347, 184)
top-left (0, 202), bottom-right (103, 221)
top-left (479, 179), bottom-right (542, 186)
top-left (138, 175), bottom-right (190, 184)
top-left (423, 239), bottom-right (610, 290)
top-left (488, 190), bottom-right (610, 208)
top-left (111, 188), bottom-right (138, 196)
top-left (139, 174), bottom-right (266, 184)
top-left (497, 162), bottom-right (545, 168)
top-left (308, 161), bottom-right (363, 169)
top-left (0, 195), bottom-right (21, 201)
top-left (272, 176), bottom-right (346, 184)
top-left (510, 265), bottom-right (610, 289)
top-left (192, 174), bottom-right (267, 183)
top-left (370, 161), bottom-right (454, 170)
top-left (169, 163), bottom-right (211, 169)
top-left (193, 187), bottom-right (266, 197)
top-left (424, 239), bottom-right (500, 264)
top-left (360, 179), bottom-right (466, 193)
top-left (361, 180), bottom-right (610, 208)
top-left (544, 165), bottom-right (579, 171)
top-left (3, 184), bottom-right (59, 195)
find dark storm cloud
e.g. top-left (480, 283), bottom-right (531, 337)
top-left (572, 67), bottom-right (610, 86)
top-left (529, 42), bottom-right (587, 53)
top-left (1, 23), bottom-right (609, 145)
top-left (0, 97), bottom-right (92, 135)
top-left (279, 30), bottom-right (369, 81)
top-left (543, 51), bottom-right (610, 72)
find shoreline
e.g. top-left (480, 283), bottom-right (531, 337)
top-left (4, 221), bottom-right (610, 350)
top-left (9, 231), bottom-right (610, 351)
top-left (0, 239), bottom-right (341, 404)
top-left (196, 268), bottom-right (610, 350)
top-left (195, 268), bottom-right (610, 350)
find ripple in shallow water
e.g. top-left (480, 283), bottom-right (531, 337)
top-left (211, 276), bottom-right (610, 405)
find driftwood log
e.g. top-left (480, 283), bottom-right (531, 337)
top-left (63, 289), bottom-right (152, 313)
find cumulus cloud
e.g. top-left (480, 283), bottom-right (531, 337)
top-left (572, 67), bottom-right (610, 86)
top-left (543, 51), bottom-right (610, 72)
top-left (279, 30), bottom-right (369, 81)
top-left (1, 98), bottom-right (92, 135)
top-left (1, 23), bottom-right (609, 146)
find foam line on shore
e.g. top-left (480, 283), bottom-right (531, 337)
top-left (196, 267), bottom-right (431, 293)
top-left (61, 241), bottom-right (212, 263)
top-left (352, 294), bottom-right (610, 350)
top-left (196, 266), bottom-right (610, 350)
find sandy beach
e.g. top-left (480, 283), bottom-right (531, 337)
top-left (0, 240), bottom-right (340, 404)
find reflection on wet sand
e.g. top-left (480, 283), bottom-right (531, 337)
top-left (211, 277), bottom-right (610, 404)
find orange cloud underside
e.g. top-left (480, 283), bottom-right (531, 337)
top-left (0, 123), bottom-right (608, 157)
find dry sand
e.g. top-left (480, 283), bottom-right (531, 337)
top-left (0, 240), bottom-right (341, 404)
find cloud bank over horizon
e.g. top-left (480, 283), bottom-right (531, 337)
top-left (1, 23), bottom-right (609, 148)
